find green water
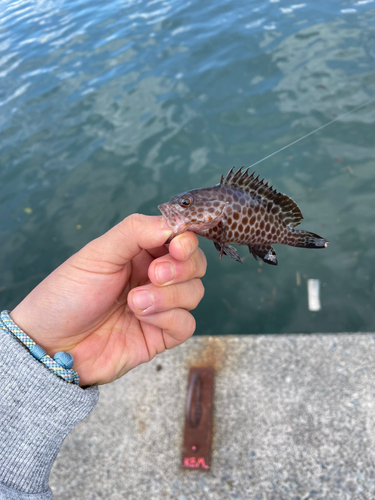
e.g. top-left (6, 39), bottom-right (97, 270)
top-left (1, 0), bottom-right (375, 334)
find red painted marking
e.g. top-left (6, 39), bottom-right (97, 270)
top-left (183, 456), bottom-right (209, 469)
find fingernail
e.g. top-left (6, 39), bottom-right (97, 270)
top-left (180, 236), bottom-right (193, 259)
top-left (132, 290), bottom-right (153, 311)
top-left (155, 262), bottom-right (175, 285)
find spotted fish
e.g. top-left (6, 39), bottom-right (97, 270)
top-left (158, 167), bottom-right (328, 266)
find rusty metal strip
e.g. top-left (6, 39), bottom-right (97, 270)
top-left (181, 367), bottom-right (214, 470)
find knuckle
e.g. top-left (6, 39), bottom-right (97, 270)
top-left (196, 279), bottom-right (205, 301)
top-left (120, 213), bottom-right (143, 236)
top-left (168, 284), bottom-right (181, 307)
top-left (195, 249), bottom-right (207, 278)
top-left (188, 254), bottom-right (198, 276)
top-left (185, 313), bottom-right (196, 337)
top-left (164, 310), bottom-right (196, 344)
top-left (168, 308), bottom-right (180, 329)
top-left (190, 279), bottom-right (205, 309)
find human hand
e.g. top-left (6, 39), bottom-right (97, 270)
top-left (10, 215), bottom-right (206, 386)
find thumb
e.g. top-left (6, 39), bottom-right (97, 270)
top-left (80, 214), bottom-right (173, 268)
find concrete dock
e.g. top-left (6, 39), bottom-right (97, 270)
top-left (50, 334), bottom-right (375, 499)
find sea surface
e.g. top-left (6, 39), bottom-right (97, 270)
top-left (1, 0), bottom-right (375, 334)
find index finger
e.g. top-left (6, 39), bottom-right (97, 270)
top-left (168, 232), bottom-right (199, 262)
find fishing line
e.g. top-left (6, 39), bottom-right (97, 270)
top-left (247, 94), bottom-right (375, 170)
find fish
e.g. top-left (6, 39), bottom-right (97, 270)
top-left (158, 167), bottom-right (328, 266)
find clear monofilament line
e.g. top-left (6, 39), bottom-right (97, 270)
top-left (247, 95), bottom-right (375, 170)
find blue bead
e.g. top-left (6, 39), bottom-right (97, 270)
top-left (53, 351), bottom-right (74, 369)
top-left (29, 344), bottom-right (47, 361)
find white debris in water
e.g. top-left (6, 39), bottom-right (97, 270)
top-left (245, 18), bottom-right (266, 29)
top-left (264, 23), bottom-right (276, 30)
top-left (296, 271), bottom-right (301, 287)
top-left (341, 8), bottom-right (357, 12)
top-left (308, 279), bottom-right (321, 312)
top-left (280, 4), bottom-right (306, 13)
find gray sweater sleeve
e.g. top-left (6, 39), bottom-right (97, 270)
top-left (0, 328), bottom-right (99, 500)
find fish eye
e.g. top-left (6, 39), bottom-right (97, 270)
top-left (179, 196), bottom-right (193, 208)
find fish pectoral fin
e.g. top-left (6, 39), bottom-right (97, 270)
top-left (224, 244), bottom-right (242, 263)
top-left (248, 245), bottom-right (278, 266)
top-left (248, 247), bottom-right (258, 261)
top-left (213, 241), bottom-right (225, 259)
top-left (214, 241), bottom-right (221, 253)
top-left (214, 242), bottom-right (242, 263)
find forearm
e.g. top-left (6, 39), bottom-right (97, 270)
top-left (0, 328), bottom-right (99, 499)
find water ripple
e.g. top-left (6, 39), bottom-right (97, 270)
top-left (0, 0), bottom-right (375, 334)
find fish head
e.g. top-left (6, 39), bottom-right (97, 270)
top-left (158, 187), bottom-right (226, 242)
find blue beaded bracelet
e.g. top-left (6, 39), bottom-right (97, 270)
top-left (0, 310), bottom-right (79, 385)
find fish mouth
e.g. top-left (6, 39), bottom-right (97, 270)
top-left (158, 203), bottom-right (170, 220)
top-left (158, 203), bottom-right (188, 243)
top-left (158, 203), bottom-right (174, 243)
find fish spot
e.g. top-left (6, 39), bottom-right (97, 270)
top-left (256, 229), bottom-right (261, 236)
top-left (256, 214), bottom-right (262, 221)
top-left (245, 225), bottom-right (250, 234)
top-left (208, 207), bottom-right (215, 213)
top-left (272, 206), bottom-right (279, 215)
top-left (213, 201), bottom-right (220, 207)
top-left (265, 223), bottom-right (270, 232)
top-left (238, 224), bottom-right (243, 232)
top-left (233, 203), bottom-right (241, 212)
top-left (233, 212), bottom-right (240, 221)
top-left (198, 207), bottom-right (204, 213)
top-left (227, 230), bottom-right (233, 239)
top-left (227, 217), bottom-right (232, 225)
top-left (234, 230), bottom-right (239, 239)
top-left (232, 222), bottom-right (238, 230)
top-left (260, 220), bottom-right (265, 229)
top-left (265, 214), bottom-right (269, 222)
top-left (242, 216), bottom-right (248, 225)
top-left (233, 192), bottom-right (239, 202)
top-left (271, 226), bottom-right (276, 234)
top-left (250, 216), bottom-right (256, 225)
top-left (269, 214), bottom-right (274, 223)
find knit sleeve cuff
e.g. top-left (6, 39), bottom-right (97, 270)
top-left (0, 328), bottom-right (99, 496)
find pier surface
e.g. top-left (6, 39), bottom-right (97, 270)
top-left (50, 334), bottom-right (375, 499)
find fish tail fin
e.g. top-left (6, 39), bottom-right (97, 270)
top-left (287, 229), bottom-right (329, 249)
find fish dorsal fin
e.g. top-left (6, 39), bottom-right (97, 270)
top-left (220, 167), bottom-right (303, 228)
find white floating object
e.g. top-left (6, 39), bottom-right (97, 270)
top-left (307, 279), bottom-right (321, 311)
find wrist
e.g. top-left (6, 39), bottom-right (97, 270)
top-left (10, 306), bottom-right (50, 352)
top-left (1, 310), bottom-right (80, 385)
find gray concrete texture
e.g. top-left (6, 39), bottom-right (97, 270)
top-left (50, 334), bottom-right (375, 500)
